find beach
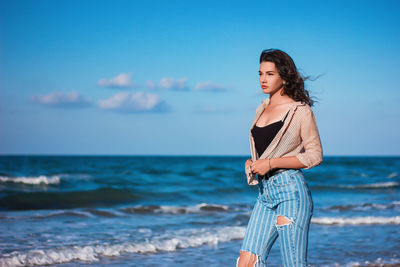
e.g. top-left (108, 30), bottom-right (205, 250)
top-left (0, 155), bottom-right (399, 266)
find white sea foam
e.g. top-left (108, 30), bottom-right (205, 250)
top-left (312, 216), bottom-right (400, 225)
top-left (325, 201), bottom-right (400, 211)
top-left (121, 203), bottom-right (230, 214)
top-left (323, 257), bottom-right (400, 267)
top-left (0, 226), bottom-right (245, 266)
top-left (345, 256), bottom-right (400, 267)
top-left (339, 182), bottom-right (399, 189)
top-left (387, 172), bottom-right (398, 178)
top-left (158, 203), bottom-right (229, 213)
top-left (58, 173), bottom-right (92, 180)
top-left (352, 202), bottom-right (394, 211)
top-left (0, 175), bottom-right (61, 185)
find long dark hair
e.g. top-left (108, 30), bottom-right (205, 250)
top-left (260, 49), bottom-right (315, 106)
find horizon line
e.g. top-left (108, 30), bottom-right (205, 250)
top-left (1, 154), bottom-right (399, 157)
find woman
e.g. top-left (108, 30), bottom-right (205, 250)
top-left (237, 49), bottom-right (323, 267)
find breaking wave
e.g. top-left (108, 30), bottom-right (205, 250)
top-left (0, 175), bottom-right (61, 185)
top-left (120, 203), bottom-right (230, 214)
top-left (312, 216), bottom-right (400, 225)
top-left (324, 201), bottom-right (400, 211)
top-left (0, 226), bottom-right (245, 266)
top-left (339, 182), bottom-right (399, 189)
top-left (314, 182), bottom-right (400, 190)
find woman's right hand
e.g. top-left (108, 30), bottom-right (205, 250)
top-left (245, 159), bottom-right (255, 181)
top-left (245, 159), bottom-right (253, 171)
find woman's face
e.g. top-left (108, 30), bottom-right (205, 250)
top-left (259, 61), bottom-right (285, 95)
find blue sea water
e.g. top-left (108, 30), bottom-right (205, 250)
top-left (0, 155), bottom-right (399, 267)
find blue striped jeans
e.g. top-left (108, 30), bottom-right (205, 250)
top-left (238, 169), bottom-right (313, 267)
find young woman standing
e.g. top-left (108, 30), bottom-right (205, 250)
top-left (237, 49), bottom-right (323, 267)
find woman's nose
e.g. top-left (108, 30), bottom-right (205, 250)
top-left (260, 75), bottom-right (267, 83)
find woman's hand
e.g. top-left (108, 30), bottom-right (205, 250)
top-left (245, 159), bottom-right (254, 177)
top-left (245, 159), bottom-right (253, 170)
top-left (245, 159), bottom-right (254, 180)
top-left (251, 159), bottom-right (271, 176)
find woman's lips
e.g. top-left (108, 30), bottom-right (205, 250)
top-left (262, 85), bottom-right (268, 89)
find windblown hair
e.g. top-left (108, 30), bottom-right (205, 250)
top-left (260, 49), bottom-right (315, 106)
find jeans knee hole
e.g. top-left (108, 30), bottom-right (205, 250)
top-left (276, 215), bottom-right (294, 229)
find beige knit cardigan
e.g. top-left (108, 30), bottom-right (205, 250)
top-left (247, 97), bottom-right (323, 185)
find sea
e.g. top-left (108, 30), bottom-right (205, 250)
top-left (0, 155), bottom-right (399, 267)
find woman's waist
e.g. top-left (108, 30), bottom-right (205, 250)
top-left (257, 168), bottom-right (301, 181)
top-left (257, 168), bottom-right (291, 180)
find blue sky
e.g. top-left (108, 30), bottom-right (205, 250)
top-left (1, 0), bottom-right (399, 155)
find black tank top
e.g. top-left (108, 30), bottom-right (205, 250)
top-left (251, 110), bottom-right (290, 157)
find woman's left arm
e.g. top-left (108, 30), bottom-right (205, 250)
top-left (273, 107), bottom-right (323, 169)
top-left (293, 106), bottom-right (323, 169)
top-left (270, 156), bottom-right (306, 169)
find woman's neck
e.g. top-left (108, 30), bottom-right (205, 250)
top-left (268, 90), bottom-right (293, 106)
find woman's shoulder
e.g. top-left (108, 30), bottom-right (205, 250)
top-left (294, 101), bottom-right (312, 112)
top-left (292, 102), bottom-right (316, 120)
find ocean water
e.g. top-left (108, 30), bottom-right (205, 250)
top-left (0, 155), bottom-right (399, 267)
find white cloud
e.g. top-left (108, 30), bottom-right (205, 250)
top-left (146, 77), bottom-right (228, 92)
top-left (98, 73), bottom-right (135, 88)
top-left (30, 91), bottom-right (92, 108)
top-left (146, 77), bottom-right (189, 91)
top-left (98, 91), bottom-right (170, 113)
top-left (193, 81), bottom-right (228, 92)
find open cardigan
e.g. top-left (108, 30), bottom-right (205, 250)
top-left (247, 97), bottom-right (323, 185)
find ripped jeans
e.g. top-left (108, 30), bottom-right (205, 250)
top-left (238, 169), bottom-right (313, 267)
